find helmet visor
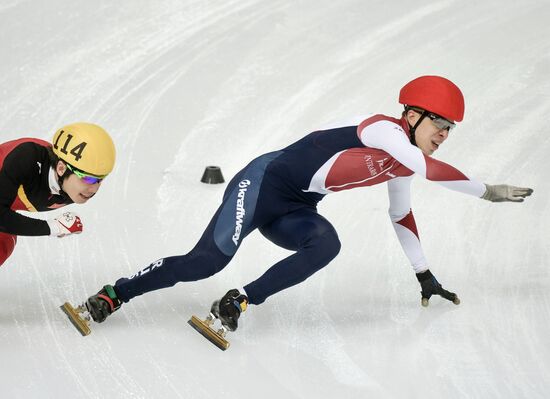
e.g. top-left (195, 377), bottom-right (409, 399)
top-left (66, 163), bottom-right (106, 184)
top-left (426, 113), bottom-right (456, 131)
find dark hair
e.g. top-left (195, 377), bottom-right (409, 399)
top-left (46, 146), bottom-right (73, 183)
top-left (46, 146), bottom-right (60, 169)
top-left (403, 105), bottom-right (425, 115)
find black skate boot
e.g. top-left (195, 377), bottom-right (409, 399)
top-left (86, 285), bottom-right (122, 323)
top-left (211, 289), bottom-right (248, 332)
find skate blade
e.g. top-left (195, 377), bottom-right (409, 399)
top-left (60, 302), bottom-right (91, 336)
top-left (421, 297), bottom-right (461, 307)
top-left (188, 315), bottom-right (230, 351)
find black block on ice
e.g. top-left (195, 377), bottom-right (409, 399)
top-left (200, 166), bottom-right (225, 184)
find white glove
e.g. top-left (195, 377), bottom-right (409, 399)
top-left (481, 184), bottom-right (533, 203)
top-left (47, 212), bottom-right (84, 237)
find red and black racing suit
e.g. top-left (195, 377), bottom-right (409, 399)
top-left (0, 138), bottom-right (72, 266)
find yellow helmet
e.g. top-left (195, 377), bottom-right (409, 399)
top-left (52, 122), bottom-right (116, 176)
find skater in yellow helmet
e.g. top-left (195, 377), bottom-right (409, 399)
top-left (0, 122), bottom-right (116, 267)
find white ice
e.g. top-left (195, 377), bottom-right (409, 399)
top-left (0, 1), bottom-right (549, 398)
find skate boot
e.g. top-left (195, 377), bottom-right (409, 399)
top-left (210, 289), bottom-right (248, 332)
top-left (188, 289), bottom-right (248, 351)
top-left (86, 285), bottom-right (122, 323)
top-left (60, 284), bottom-right (122, 336)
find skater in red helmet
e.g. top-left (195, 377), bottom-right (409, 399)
top-left (63, 76), bottom-right (532, 348)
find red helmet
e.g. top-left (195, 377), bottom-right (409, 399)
top-left (399, 76), bottom-right (465, 122)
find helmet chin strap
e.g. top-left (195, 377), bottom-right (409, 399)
top-left (405, 107), bottom-right (428, 147)
top-left (57, 166), bottom-right (74, 203)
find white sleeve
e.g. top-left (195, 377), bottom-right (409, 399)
top-left (387, 176), bottom-right (428, 273)
top-left (360, 120), bottom-right (486, 197)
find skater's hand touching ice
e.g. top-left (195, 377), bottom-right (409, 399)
top-left (47, 212), bottom-right (83, 237)
top-left (416, 269), bottom-right (460, 307)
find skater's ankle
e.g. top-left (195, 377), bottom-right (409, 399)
top-left (100, 285), bottom-right (122, 311)
top-left (237, 287), bottom-right (249, 312)
top-left (226, 288), bottom-right (248, 313)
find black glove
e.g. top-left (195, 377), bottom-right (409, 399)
top-left (416, 269), bottom-right (460, 307)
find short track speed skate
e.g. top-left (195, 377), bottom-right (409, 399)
top-left (60, 285), bottom-right (121, 336)
top-left (188, 313), bottom-right (231, 351)
top-left (421, 295), bottom-right (460, 307)
top-left (60, 302), bottom-right (92, 336)
top-left (188, 289), bottom-right (248, 351)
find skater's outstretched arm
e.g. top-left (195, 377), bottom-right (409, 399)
top-left (359, 120), bottom-right (533, 202)
top-left (360, 120), bottom-right (485, 196)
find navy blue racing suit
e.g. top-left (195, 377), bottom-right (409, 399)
top-left (115, 140), bottom-right (345, 305)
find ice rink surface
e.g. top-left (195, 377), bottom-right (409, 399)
top-left (1, 1), bottom-right (549, 398)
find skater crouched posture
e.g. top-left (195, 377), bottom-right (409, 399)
top-left (0, 123), bottom-right (116, 266)
top-left (85, 76), bottom-right (533, 332)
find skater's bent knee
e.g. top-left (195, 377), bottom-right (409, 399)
top-left (320, 233), bottom-right (341, 261)
top-left (304, 229), bottom-right (341, 266)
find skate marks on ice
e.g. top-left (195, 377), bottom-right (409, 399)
top-left (60, 302), bottom-right (91, 336)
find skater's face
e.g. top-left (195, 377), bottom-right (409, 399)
top-left (406, 109), bottom-right (452, 156)
top-left (57, 161), bottom-right (102, 204)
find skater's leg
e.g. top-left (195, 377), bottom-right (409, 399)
top-left (245, 208), bottom-right (341, 305)
top-left (0, 233), bottom-right (17, 267)
top-left (114, 207), bottom-right (235, 302)
top-left (114, 152), bottom-right (284, 303)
